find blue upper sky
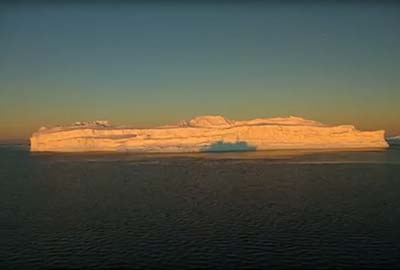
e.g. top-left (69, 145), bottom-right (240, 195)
top-left (0, 2), bottom-right (399, 138)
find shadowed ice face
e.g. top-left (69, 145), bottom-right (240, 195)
top-left (201, 141), bottom-right (257, 153)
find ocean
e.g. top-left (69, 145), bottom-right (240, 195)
top-left (1, 145), bottom-right (400, 269)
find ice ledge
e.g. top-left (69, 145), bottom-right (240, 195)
top-left (387, 136), bottom-right (400, 146)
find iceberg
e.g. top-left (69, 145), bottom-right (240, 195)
top-left (30, 115), bottom-right (389, 152)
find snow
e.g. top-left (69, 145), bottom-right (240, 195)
top-left (73, 121), bottom-right (112, 127)
top-left (187, 115), bottom-right (233, 128)
top-left (30, 115), bottom-right (389, 152)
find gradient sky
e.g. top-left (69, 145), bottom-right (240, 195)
top-left (1, 2), bottom-right (399, 139)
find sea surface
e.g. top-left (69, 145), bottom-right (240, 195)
top-left (1, 144), bottom-right (400, 269)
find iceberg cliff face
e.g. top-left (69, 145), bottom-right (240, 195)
top-left (30, 116), bottom-right (389, 152)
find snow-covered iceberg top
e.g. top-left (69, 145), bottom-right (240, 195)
top-left (30, 115), bottom-right (389, 152)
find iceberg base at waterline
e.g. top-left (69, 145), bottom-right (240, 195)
top-left (30, 116), bottom-right (389, 152)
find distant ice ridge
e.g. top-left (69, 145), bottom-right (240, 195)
top-left (30, 115), bottom-right (389, 152)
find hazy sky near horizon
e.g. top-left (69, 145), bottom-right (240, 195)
top-left (1, 2), bottom-right (400, 139)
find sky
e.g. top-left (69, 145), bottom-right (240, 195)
top-left (0, 2), bottom-right (399, 139)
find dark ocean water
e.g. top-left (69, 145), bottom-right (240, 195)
top-left (1, 145), bottom-right (400, 269)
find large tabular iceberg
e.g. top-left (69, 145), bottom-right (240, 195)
top-left (30, 115), bottom-right (389, 152)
